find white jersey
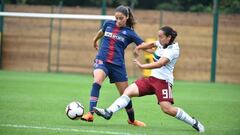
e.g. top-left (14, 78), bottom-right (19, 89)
top-left (150, 41), bottom-right (180, 85)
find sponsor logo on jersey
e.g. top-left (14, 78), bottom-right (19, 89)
top-left (104, 32), bottom-right (125, 42)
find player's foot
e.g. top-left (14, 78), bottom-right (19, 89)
top-left (81, 112), bottom-right (94, 122)
top-left (192, 118), bottom-right (205, 133)
top-left (93, 107), bottom-right (112, 120)
top-left (128, 120), bottom-right (146, 127)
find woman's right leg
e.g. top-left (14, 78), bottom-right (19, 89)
top-left (94, 77), bottom-right (154, 120)
top-left (93, 83), bottom-right (140, 120)
top-left (106, 83), bottom-right (140, 113)
top-left (81, 69), bottom-right (106, 122)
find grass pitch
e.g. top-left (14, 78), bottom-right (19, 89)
top-left (0, 70), bottom-right (239, 135)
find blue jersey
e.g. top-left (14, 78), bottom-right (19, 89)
top-left (96, 20), bottom-right (144, 66)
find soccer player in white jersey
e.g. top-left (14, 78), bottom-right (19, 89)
top-left (93, 26), bottom-right (205, 133)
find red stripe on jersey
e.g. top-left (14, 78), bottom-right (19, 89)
top-left (90, 96), bottom-right (98, 101)
top-left (106, 27), bottom-right (120, 63)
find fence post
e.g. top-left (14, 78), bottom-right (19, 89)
top-left (211, 0), bottom-right (219, 82)
top-left (159, 10), bottom-right (163, 28)
top-left (0, 0), bottom-right (4, 69)
top-left (48, 6), bottom-right (54, 72)
top-left (101, 0), bottom-right (106, 26)
top-left (56, 1), bottom-right (63, 72)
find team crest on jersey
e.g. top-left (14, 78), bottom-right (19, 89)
top-left (104, 32), bottom-right (125, 42)
top-left (122, 31), bottom-right (127, 35)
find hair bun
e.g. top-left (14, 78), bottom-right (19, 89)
top-left (172, 30), bottom-right (177, 38)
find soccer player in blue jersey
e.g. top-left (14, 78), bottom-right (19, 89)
top-left (81, 5), bottom-right (146, 126)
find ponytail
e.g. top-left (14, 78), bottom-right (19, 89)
top-left (126, 7), bottom-right (136, 29)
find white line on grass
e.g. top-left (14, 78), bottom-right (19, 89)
top-left (0, 124), bottom-right (146, 135)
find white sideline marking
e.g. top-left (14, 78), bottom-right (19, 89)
top-left (0, 124), bottom-right (146, 135)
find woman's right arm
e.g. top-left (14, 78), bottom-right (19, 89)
top-left (93, 29), bottom-right (104, 50)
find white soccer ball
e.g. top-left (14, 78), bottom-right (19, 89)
top-left (65, 101), bottom-right (84, 120)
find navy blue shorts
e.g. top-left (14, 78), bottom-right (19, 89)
top-left (93, 59), bottom-right (128, 83)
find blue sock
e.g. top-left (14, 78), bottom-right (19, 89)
top-left (89, 83), bottom-right (101, 114)
top-left (125, 100), bottom-right (135, 122)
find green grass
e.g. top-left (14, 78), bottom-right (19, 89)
top-left (0, 70), bottom-right (240, 135)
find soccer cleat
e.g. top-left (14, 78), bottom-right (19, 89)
top-left (81, 112), bottom-right (94, 122)
top-left (127, 120), bottom-right (146, 127)
top-left (192, 118), bottom-right (205, 133)
top-left (93, 107), bottom-right (112, 120)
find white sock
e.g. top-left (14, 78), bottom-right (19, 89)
top-left (107, 95), bottom-right (130, 113)
top-left (175, 108), bottom-right (196, 126)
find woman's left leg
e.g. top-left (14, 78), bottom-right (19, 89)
top-left (159, 101), bottom-right (205, 132)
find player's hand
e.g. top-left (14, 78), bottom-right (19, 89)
top-left (93, 42), bottom-right (99, 50)
top-left (133, 58), bottom-right (143, 68)
top-left (133, 47), bottom-right (140, 58)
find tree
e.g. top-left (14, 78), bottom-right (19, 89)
top-left (3, 0), bottom-right (240, 14)
top-left (220, 0), bottom-right (240, 14)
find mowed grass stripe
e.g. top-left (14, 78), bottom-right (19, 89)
top-left (0, 124), bottom-right (146, 135)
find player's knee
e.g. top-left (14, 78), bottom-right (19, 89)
top-left (160, 103), bottom-right (175, 116)
top-left (93, 76), bottom-right (104, 84)
top-left (161, 105), bottom-right (171, 114)
top-left (123, 89), bottom-right (133, 98)
top-left (94, 81), bottom-right (103, 85)
top-left (123, 84), bottom-right (139, 98)
top-left (93, 70), bottom-right (106, 84)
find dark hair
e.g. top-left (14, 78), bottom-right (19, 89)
top-left (160, 26), bottom-right (178, 46)
top-left (115, 5), bottom-right (136, 29)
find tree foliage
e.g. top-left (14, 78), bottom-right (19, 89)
top-left (3, 0), bottom-right (240, 14)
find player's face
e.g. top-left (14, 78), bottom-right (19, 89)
top-left (158, 30), bottom-right (171, 46)
top-left (115, 12), bottom-right (128, 27)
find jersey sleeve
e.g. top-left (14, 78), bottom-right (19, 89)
top-left (131, 31), bottom-right (144, 46)
top-left (162, 48), bottom-right (179, 61)
top-left (101, 20), bottom-right (110, 32)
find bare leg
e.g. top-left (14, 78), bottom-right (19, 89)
top-left (159, 101), bottom-right (205, 132)
top-left (107, 83), bottom-right (139, 113)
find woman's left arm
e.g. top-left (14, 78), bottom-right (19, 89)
top-left (134, 57), bottom-right (169, 69)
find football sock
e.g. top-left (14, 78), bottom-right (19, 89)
top-left (125, 100), bottom-right (135, 122)
top-left (107, 95), bottom-right (130, 113)
top-left (89, 83), bottom-right (101, 114)
top-left (175, 108), bottom-right (196, 126)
